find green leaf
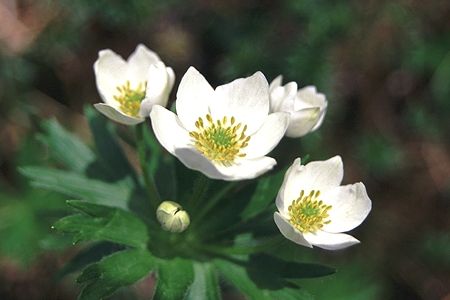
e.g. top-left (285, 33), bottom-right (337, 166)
top-left (85, 106), bottom-right (137, 181)
top-left (0, 187), bottom-right (67, 265)
top-left (185, 263), bottom-right (221, 300)
top-left (77, 249), bottom-right (155, 300)
top-left (240, 171), bottom-right (284, 220)
top-left (54, 201), bottom-right (148, 248)
top-left (153, 258), bottom-right (194, 300)
top-left (248, 254), bottom-right (335, 282)
top-left (215, 259), bottom-right (313, 300)
top-left (57, 242), bottom-right (121, 278)
top-left (37, 119), bottom-right (95, 172)
top-left (20, 167), bottom-right (131, 209)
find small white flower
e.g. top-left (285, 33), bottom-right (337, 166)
top-left (150, 67), bottom-right (290, 181)
top-left (274, 156), bottom-right (372, 250)
top-left (93, 44), bottom-right (175, 125)
top-left (269, 76), bottom-right (327, 138)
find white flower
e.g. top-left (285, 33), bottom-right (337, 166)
top-left (269, 76), bottom-right (327, 138)
top-left (93, 44), bottom-right (175, 125)
top-left (150, 67), bottom-right (290, 181)
top-left (274, 156), bottom-right (372, 250)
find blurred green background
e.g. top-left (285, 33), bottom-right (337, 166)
top-left (0, 0), bottom-right (449, 299)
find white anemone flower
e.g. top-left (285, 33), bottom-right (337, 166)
top-left (269, 75), bottom-right (327, 138)
top-left (150, 67), bottom-right (290, 181)
top-left (274, 156), bottom-right (372, 250)
top-left (94, 44), bottom-right (175, 125)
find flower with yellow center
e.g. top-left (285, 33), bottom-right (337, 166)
top-left (274, 156), bottom-right (372, 250)
top-left (93, 44), bottom-right (175, 125)
top-left (269, 75), bottom-right (327, 138)
top-left (150, 67), bottom-right (290, 181)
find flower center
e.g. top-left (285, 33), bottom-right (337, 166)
top-left (113, 80), bottom-right (147, 117)
top-left (189, 114), bottom-right (250, 166)
top-left (288, 190), bottom-right (332, 233)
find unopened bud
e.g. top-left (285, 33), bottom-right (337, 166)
top-left (156, 201), bottom-right (190, 233)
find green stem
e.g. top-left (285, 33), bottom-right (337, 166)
top-left (204, 208), bottom-right (273, 241)
top-left (191, 182), bottom-right (237, 228)
top-left (220, 235), bottom-right (284, 255)
top-left (135, 123), bottom-right (160, 210)
top-left (193, 244), bottom-right (247, 266)
top-left (188, 175), bottom-right (210, 209)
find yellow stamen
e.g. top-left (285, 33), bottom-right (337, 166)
top-left (288, 190), bottom-right (332, 233)
top-left (113, 80), bottom-right (147, 117)
top-left (189, 114), bottom-right (250, 166)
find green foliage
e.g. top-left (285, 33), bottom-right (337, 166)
top-left (298, 261), bottom-right (382, 300)
top-left (77, 249), bottom-right (155, 300)
top-left (185, 263), bottom-right (221, 300)
top-left (215, 259), bottom-right (314, 300)
top-left (37, 119), bottom-right (95, 173)
top-left (20, 167), bottom-right (131, 210)
top-left (54, 201), bottom-right (148, 248)
top-left (0, 190), bottom-right (68, 265)
top-left (240, 170), bottom-right (285, 220)
top-left (153, 258), bottom-right (194, 300)
top-left (85, 107), bottom-right (138, 182)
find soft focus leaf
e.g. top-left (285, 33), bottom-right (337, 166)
top-left (77, 249), bottom-right (155, 300)
top-left (297, 260), bottom-right (381, 300)
top-left (57, 242), bottom-right (122, 278)
top-left (0, 191), bottom-right (67, 265)
top-left (240, 171), bottom-right (284, 220)
top-left (54, 201), bottom-right (148, 248)
top-left (19, 167), bottom-right (131, 209)
top-left (153, 258), bottom-right (194, 300)
top-left (37, 119), bottom-right (95, 172)
top-left (215, 259), bottom-right (313, 300)
top-left (248, 254), bottom-right (335, 281)
top-left (185, 263), bottom-right (221, 300)
top-left (85, 106), bottom-right (137, 182)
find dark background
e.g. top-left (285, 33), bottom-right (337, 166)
top-left (0, 0), bottom-right (449, 299)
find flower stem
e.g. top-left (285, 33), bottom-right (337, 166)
top-left (191, 182), bottom-right (237, 228)
top-left (135, 122), bottom-right (160, 210)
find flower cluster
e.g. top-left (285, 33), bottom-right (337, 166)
top-left (93, 44), bottom-right (372, 250)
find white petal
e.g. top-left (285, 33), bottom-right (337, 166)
top-left (212, 71), bottom-right (270, 135)
top-left (285, 107), bottom-right (321, 138)
top-left (166, 67), bottom-right (176, 91)
top-left (173, 147), bottom-right (224, 180)
top-left (139, 62), bottom-right (171, 116)
top-left (150, 105), bottom-right (191, 154)
top-left (215, 156), bottom-right (276, 181)
top-left (274, 212), bottom-right (312, 248)
top-left (276, 157), bottom-right (301, 216)
top-left (94, 50), bottom-right (127, 105)
top-left (269, 75), bottom-right (283, 92)
top-left (282, 156), bottom-right (343, 207)
top-left (127, 44), bottom-right (161, 82)
top-left (295, 86), bottom-right (327, 109)
top-left (311, 106), bottom-right (327, 132)
top-left (176, 67), bottom-right (214, 131)
top-left (269, 83), bottom-right (297, 113)
top-left (303, 231), bottom-right (360, 250)
top-left (322, 182), bottom-right (372, 233)
top-left (245, 112), bottom-right (289, 159)
top-left (94, 103), bottom-right (144, 125)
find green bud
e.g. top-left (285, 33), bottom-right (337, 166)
top-left (156, 201), bottom-right (190, 233)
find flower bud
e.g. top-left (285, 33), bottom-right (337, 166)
top-left (156, 201), bottom-right (190, 233)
